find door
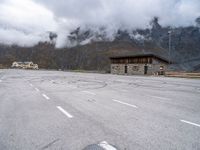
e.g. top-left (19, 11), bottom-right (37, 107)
top-left (159, 66), bottom-right (164, 75)
top-left (125, 65), bottom-right (128, 74)
top-left (144, 65), bottom-right (148, 74)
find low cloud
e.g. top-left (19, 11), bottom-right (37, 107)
top-left (0, 0), bottom-right (57, 46)
top-left (0, 0), bottom-right (200, 48)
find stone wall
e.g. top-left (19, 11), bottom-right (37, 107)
top-left (111, 64), bottom-right (126, 75)
top-left (152, 59), bottom-right (169, 74)
top-left (127, 64), bottom-right (146, 75)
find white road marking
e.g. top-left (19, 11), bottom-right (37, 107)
top-left (116, 79), bottom-right (128, 82)
top-left (180, 120), bottom-right (200, 128)
top-left (57, 106), bottom-right (73, 118)
top-left (34, 88), bottom-right (40, 92)
top-left (98, 141), bottom-right (117, 150)
top-left (29, 83), bottom-right (33, 87)
top-left (112, 99), bottom-right (138, 108)
top-left (51, 80), bottom-right (55, 83)
top-left (82, 91), bottom-right (96, 95)
top-left (149, 95), bottom-right (171, 100)
top-left (0, 80), bottom-right (2, 82)
top-left (42, 94), bottom-right (50, 100)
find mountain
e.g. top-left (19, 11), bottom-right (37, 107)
top-left (0, 18), bottom-right (200, 72)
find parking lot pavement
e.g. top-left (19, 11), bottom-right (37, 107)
top-left (0, 69), bottom-right (200, 150)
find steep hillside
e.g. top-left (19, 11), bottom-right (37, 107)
top-left (0, 19), bottom-right (200, 72)
top-left (0, 40), bottom-right (168, 72)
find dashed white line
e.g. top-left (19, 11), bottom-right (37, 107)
top-left (57, 106), bottom-right (73, 118)
top-left (34, 88), bottom-right (40, 92)
top-left (180, 120), bottom-right (200, 128)
top-left (51, 80), bottom-right (55, 83)
top-left (29, 83), bottom-right (33, 87)
top-left (0, 80), bottom-right (2, 82)
top-left (149, 95), bottom-right (171, 100)
top-left (98, 141), bottom-right (117, 150)
top-left (42, 94), bottom-right (50, 100)
top-left (82, 91), bottom-right (96, 95)
top-left (112, 99), bottom-right (138, 108)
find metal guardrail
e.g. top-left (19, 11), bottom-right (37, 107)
top-left (165, 72), bottom-right (200, 78)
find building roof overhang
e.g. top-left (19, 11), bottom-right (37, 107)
top-left (110, 53), bottom-right (172, 64)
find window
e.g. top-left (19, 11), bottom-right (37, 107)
top-left (132, 66), bottom-right (139, 71)
top-left (160, 66), bottom-right (164, 71)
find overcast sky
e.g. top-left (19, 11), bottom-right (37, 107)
top-left (0, 0), bottom-right (200, 47)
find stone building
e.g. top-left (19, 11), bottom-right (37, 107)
top-left (110, 54), bottom-right (169, 75)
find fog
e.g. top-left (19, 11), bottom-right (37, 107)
top-left (0, 0), bottom-right (200, 48)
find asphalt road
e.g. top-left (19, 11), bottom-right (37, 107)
top-left (0, 69), bottom-right (200, 150)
